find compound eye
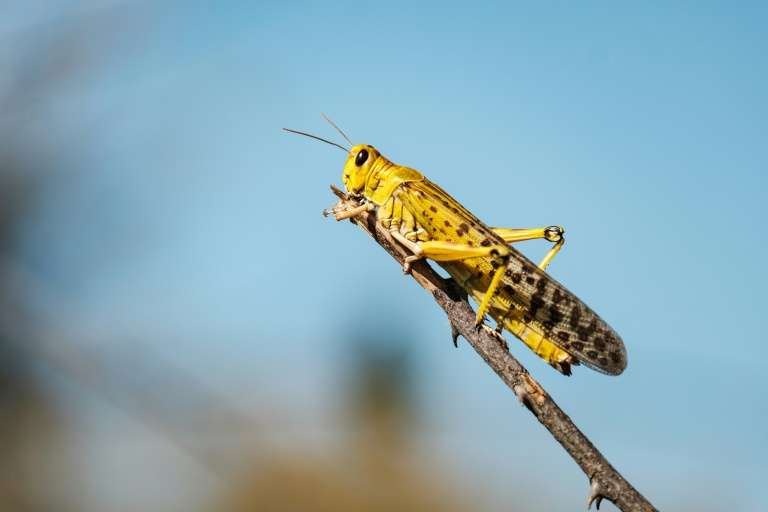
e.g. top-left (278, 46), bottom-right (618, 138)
top-left (355, 149), bottom-right (369, 167)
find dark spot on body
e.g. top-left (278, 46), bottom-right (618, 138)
top-left (587, 350), bottom-right (598, 359)
top-left (610, 352), bottom-right (621, 363)
top-left (503, 284), bottom-right (515, 295)
top-left (526, 276), bottom-right (535, 285)
top-left (594, 339), bottom-right (606, 351)
top-left (572, 341), bottom-right (584, 351)
top-left (491, 260), bottom-right (500, 269)
top-left (480, 239), bottom-right (492, 247)
top-left (511, 273), bottom-right (522, 283)
top-left (598, 357), bottom-right (608, 366)
top-left (429, 205), bottom-right (438, 213)
top-left (549, 307), bottom-right (563, 324)
top-left (557, 331), bottom-right (570, 342)
top-left (444, 220), bottom-right (452, 227)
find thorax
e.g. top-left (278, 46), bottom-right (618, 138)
top-left (364, 157), bottom-right (424, 206)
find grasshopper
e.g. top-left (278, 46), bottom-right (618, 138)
top-left (285, 118), bottom-right (627, 376)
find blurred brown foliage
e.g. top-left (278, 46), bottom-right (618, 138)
top-left (222, 342), bottom-right (472, 512)
top-left (0, 16), bottom-right (476, 509)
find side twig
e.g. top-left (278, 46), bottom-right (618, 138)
top-left (329, 186), bottom-right (658, 512)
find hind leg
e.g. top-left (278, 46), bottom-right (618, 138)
top-left (492, 226), bottom-right (565, 270)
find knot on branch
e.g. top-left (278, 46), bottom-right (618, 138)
top-left (513, 373), bottom-right (547, 408)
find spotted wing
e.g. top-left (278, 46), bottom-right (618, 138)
top-left (398, 178), bottom-right (627, 375)
top-left (495, 248), bottom-right (627, 375)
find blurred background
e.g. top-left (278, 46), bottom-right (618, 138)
top-left (1, 2), bottom-right (766, 511)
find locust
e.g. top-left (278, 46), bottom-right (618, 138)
top-left (285, 117), bottom-right (627, 376)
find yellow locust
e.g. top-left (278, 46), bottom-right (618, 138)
top-left (285, 117), bottom-right (627, 376)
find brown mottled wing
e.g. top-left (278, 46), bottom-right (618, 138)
top-left (398, 178), bottom-right (627, 375)
top-left (500, 249), bottom-right (627, 375)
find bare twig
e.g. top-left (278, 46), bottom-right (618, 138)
top-left (329, 186), bottom-right (658, 512)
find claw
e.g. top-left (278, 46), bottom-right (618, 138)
top-left (322, 199), bottom-right (346, 218)
top-left (403, 254), bottom-right (424, 275)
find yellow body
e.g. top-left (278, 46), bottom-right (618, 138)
top-left (336, 143), bottom-right (626, 375)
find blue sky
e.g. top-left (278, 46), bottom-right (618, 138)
top-left (5, 2), bottom-right (767, 510)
